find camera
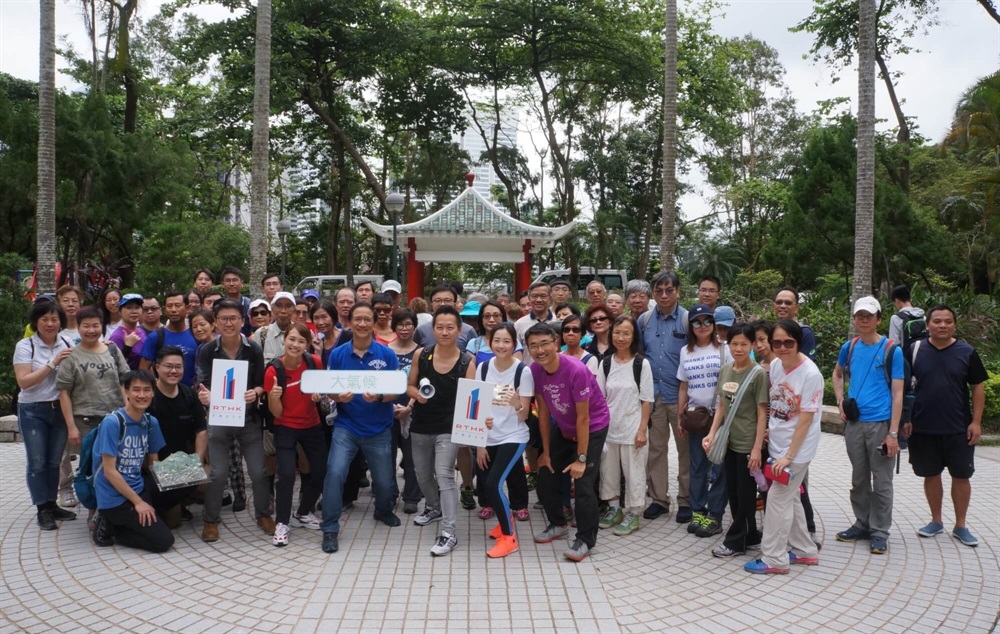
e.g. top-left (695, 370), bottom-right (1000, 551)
top-left (418, 378), bottom-right (436, 400)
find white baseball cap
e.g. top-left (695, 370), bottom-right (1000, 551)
top-left (852, 296), bottom-right (881, 316)
top-left (381, 280), bottom-right (402, 294)
top-left (249, 299), bottom-right (271, 312)
top-left (271, 291), bottom-right (296, 306)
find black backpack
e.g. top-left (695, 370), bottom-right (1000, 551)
top-left (418, 345), bottom-right (474, 382)
top-left (260, 355), bottom-right (318, 431)
top-left (478, 359), bottom-right (527, 389)
top-left (897, 309), bottom-right (927, 353)
top-left (601, 354), bottom-right (645, 391)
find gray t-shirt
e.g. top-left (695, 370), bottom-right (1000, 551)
top-left (55, 345), bottom-right (128, 418)
top-left (715, 363), bottom-right (769, 454)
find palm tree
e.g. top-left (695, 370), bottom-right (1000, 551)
top-left (36, 0), bottom-right (57, 294)
top-left (852, 0), bottom-right (876, 306)
top-left (249, 0), bottom-right (272, 294)
top-left (660, 0), bottom-right (678, 272)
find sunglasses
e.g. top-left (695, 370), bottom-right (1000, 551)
top-left (771, 339), bottom-right (797, 349)
top-left (692, 319), bottom-right (714, 328)
top-left (250, 310), bottom-right (270, 318)
top-left (374, 307), bottom-right (393, 314)
top-left (589, 316), bottom-right (609, 324)
top-left (562, 327), bottom-right (583, 334)
top-left (294, 309), bottom-right (309, 316)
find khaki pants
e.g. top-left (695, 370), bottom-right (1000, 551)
top-left (58, 416), bottom-right (98, 496)
top-left (600, 441), bottom-right (649, 511)
top-left (761, 461), bottom-right (818, 569)
top-left (646, 400), bottom-right (688, 508)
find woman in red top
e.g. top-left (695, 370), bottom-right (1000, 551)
top-left (264, 323), bottom-right (327, 547)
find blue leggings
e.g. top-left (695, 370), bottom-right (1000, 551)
top-left (484, 442), bottom-right (527, 536)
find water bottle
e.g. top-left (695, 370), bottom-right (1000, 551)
top-left (766, 457), bottom-right (794, 479)
top-left (750, 467), bottom-right (769, 492)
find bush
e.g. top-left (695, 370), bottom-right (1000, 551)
top-left (0, 252), bottom-right (31, 415)
top-left (984, 372), bottom-right (1000, 434)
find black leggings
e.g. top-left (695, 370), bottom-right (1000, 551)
top-left (101, 474), bottom-right (175, 553)
top-left (482, 443), bottom-right (528, 535)
top-left (274, 424), bottom-right (327, 524)
top-left (723, 448), bottom-right (762, 551)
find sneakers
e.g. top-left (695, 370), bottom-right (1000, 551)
top-left (599, 507), bottom-right (624, 530)
top-left (488, 523), bottom-right (505, 540)
top-left (789, 551), bottom-right (819, 565)
top-left (870, 536), bottom-right (888, 554)
top-left (60, 490), bottom-right (79, 508)
top-left (413, 508), bottom-right (442, 526)
top-left (563, 538), bottom-right (590, 562)
top-left (478, 506), bottom-right (495, 520)
top-left (430, 533), bottom-right (458, 556)
top-left (50, 506), bottom-right (76, 521)
top-left (810, 531), bottom-right (823, 551)
top-left (201, 521), bottom-right (219, 542)
top-left (37, 509), bottom-right (57, 531)
top-left (232, 497), bottom-right (246, 513)
top-left (695, 517), bottom-right (723, 538)
top-left (917, 521), bottom-right (945, 538)
top-left (534, 523), bottom-right (570, 543)
top-left (613, 512), bottom-right (640, 536)
top-left (92, 512), bottom-right (114, 547)
top-left (487, 534), bottom-right (519, 558)
top-left (526, 471), bottom-right (537, 491)
top-left (675, 506), bottom-right (693, 523)
top-left (460, 486), bottom-right (477, 510)
top-left (744, 558), bottom-right (788, 574)
top-left (321, 532), bottom-right (339, 553)
top-left (272, 523), bottom-right (289, 547)
top-left (687, 512), bottom-right (707, 534)
top-left (836, 526), bottom-right (870, 542)
top-left (952, 527), bottom-right (979, 547)
top-left (374, 511), bottom-right (401, 527)
top-left (257, 515), bottom-right (276, 536)
top-left (291, 512), bottom-right (321, 530)
top-left (642, 502), bottom-right (667, 520)
top-left (514, 508), bottom-right (530, 522)
top-left (712, 545), bottom-right (743, 558)
top-left (402, 501), bottom-right (419, 514)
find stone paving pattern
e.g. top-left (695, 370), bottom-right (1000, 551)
top-left (1, 434), bottom-right (998, 633)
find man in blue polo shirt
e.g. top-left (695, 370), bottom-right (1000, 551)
top-left (320, 302), bottom-right (402, 553)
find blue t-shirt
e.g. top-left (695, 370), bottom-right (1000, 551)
top-left (140, 327), bottom-right (199, 386)
top-left (93, 408), bottom-right (166, 509)
top-left (837, 336), bottom-right (904, 422)
top-left (327, 340), bottom-right (399, 437)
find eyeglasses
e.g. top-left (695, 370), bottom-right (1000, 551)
top-left (589, 316), bottom-right (609, 324)
top-left (562, 327), bottom-right (582, 334)
top-left (158, 364), bottom-right (183, 373)
top-left (774, 300), bottom-right (795, 306)
top-left (295, 309), bottom-right (309, 316)
top-left (483, 313), bottom-right (503, 321)
top-left (217, 316), bottom-right (241, 323)
top-left (143, 306), bottom-right (161, 312)
top-left (653, 287), bottom-right (676, 296)
top-left (529, 293), bottom-right (549, 301)
top-left (250, 310), bottom-right (270, 318)
top-left (527, 340), bottom-right (556, 352)
top-left (692, 319), bottom-right (714, 328)
top-left (771, 339), bottom-right (797, 349)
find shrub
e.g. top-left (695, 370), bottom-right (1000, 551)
top-left (984, 372), bottom-right (1000, 434)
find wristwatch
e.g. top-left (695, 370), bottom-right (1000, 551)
top-left (889, 431), bottom-right (898, 439)
top-left (577, 454), bottom-right (587, 463)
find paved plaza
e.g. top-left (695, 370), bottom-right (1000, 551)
top-left (1, 434), bottom-right (998, 633)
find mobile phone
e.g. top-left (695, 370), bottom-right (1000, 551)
top-left (878, 443), bottom-right (888, 457)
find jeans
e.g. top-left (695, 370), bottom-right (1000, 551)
top-left (845, 420), bottom-right (894, 539)
top-left (538, 426), bottom-right (608, 549)
top-left (320, 426), bottom-right (395, 535)
top-left (274, 425), bottom-right (327, 525)
top-left (101, 473), bottom-right (175, 553)
top-left (204, 419), bottom-right (271, 523)
top-left (18, 402), bottom-right (67, 506)
top-left (391, 420), bottom-right (422, 504)
top-left (689, 433), bottom-right (728, 520)
top-left (723, 448), bottom-right (761, 551)
top-left (410, 432), bottom-right (460, 536)
top-left (482, 443), bottom-right (528, 535)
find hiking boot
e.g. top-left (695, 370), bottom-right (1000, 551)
top-left (563, 538), bottom-right (590, 562)
top-left (869, 536), bottom-right (888, 554)
top-left (642, 502), bottom-right (667, 520)
top-left (687, 512), bottom-right (707, 534)
top-left (321, 532), bottom-right (339, 553)
top-left (712, 545), bottom-right (744, 558)
top-left (952, 527), bottom-right (979, 547)
top-left (201, 521), bottom-right (219, 542)
top-left (599, 507), bottom-right (624, 530)
top-left (744, 558), bottom-right (788, 574)
top-left (695, 517), bottom-right (723, 538)
top-left (403, 501), bottom-right (419, 514)
top-left (836, 526), bottom-right (870, 542)
top-left (50, 506), bottom-right (77, 521)
top-left (37, 508), bottom-right (57, 531)
top-left (526, 471), bottom-right (537, 491)
top-left (430, 533), bottom-right (458, 556)
top-left (374, 511), bottom-right (401, 527)
top-left (60, 490), bottom-right (79, 508)
top-left (460, 486), bottom-right (477, 510)
top-left (789, 551), bottom-right (819, 565)
top-left (291, 512), bottom-right (321, 530)
top-left (413, 508), bottom-right (442, 526)
top-left (534, 523), bottom-right (569, 544)
top-left (257, 515), bottom-right (276, 536)
top-left (487, 534), bottom-right (519, 559)
top-left (272, 522), bottom-right (289, 547)
top-left (92, 512), bottom-right (114, 547)
top-left (232, 497), bottom-right (246, 513)
top-left (917, 521), bottom-right (945, 538)
top-left (613, 511), bottom-right (640, 536)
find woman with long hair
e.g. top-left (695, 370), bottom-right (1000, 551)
top-left (99, 288), bottom-right (122, 338)
top-left (466, 300), bottom-right (521, 365)
top-left (309, 300), bottom-right (340, 366)
top-left (186, 289), bottom-right (203, 316)
top-left (583, 303), bottom-right (613, 362)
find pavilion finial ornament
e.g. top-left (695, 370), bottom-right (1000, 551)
top-left (465, 171), bottom-right (475, 188)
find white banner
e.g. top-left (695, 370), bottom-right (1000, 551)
top-left (451, 378), bottom-right (494, 448)
top-left (209, 359), bottom-right (248, 427)
top-left (301, 370), bottom-right (407, 395)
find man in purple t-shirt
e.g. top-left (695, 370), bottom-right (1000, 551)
top-left (526, 322), bottom-right (610, 562)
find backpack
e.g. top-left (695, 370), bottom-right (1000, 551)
top-left (602, 354), bottom-right (645, 392)
top-left (418, 345), bottom-right (474, 385)
top-left (260, 354), bottom-right (318, 431)
top-left (74, 410), bottom-right (150, 511)
top-left (845, 336), bottom-right (913, 424)
top-left (897, 309), bottom-right (927, 353)
top-left (478, 359), bottom-right (527, 389)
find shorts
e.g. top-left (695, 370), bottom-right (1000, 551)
top-left (908, 432), bottom-right (975, 479)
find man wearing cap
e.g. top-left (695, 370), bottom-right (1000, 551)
top-left (261, 273), bottom-right (283, 303)
top-left (380, 280), bottom-right (402, 307)
top-left (139, 290), bottom-right (199, 386)
top-left (832, 296), bottom-right (904, 555)
top-left (550, 279), bottom-right (572, 306)
top-left (255, 291), bottom-right (296, 363)
top-left (109, 293), bottom-right (148, 369)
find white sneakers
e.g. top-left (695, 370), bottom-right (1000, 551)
top-left (273, 523), bottom-right (289, 547)
top-left (291, 513), bottom-right (321, 530)
top-left (430, 533), bottom-right (457, 556)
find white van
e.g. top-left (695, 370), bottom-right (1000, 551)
top-left (293, 275), bottom-right (386, 298)
top-left (532, 268), bottom-right (628, 291)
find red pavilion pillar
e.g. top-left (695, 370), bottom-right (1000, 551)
top-left (514, 240), bottom-right (532, 297)
top-left (406, 238), bottom-right (424, 300)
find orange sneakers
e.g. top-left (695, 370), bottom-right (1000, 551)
top-left (488, 523), bottom-right (504, 540)
top-left (487, 534), bottom-right (519, 558)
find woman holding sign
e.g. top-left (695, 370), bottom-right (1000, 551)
top-left (264, 323), bottom-right (327, 547)
top-left (476, 323), bottom-right (533, 558)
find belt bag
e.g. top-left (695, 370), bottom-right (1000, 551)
top-left (680, 406), bottom-right (714, 436)
top-left (842, 397), bottom-right (860, 423)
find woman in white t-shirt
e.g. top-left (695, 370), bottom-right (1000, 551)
top-left (745, 319), bottom-right (823, 575)
top-left (677, 303), bottom-right (731, 537)
top-left (476, 323), bottom-right (533, 559)
top-left (596, 315), bottom-right (654, 536)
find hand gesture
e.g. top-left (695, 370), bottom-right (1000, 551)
top-left (337, 391), bottom-right (355, 404)
top-left (563, 460), bottom-right (585, 480)
top-left (269, 383), bottom-right (283, 400)
top-left (197, 383), bottom-right (210, 406)
top-left (124, 331), bottom-right (141, 347)
top-left (362, 392), bottom-right (379, 403)
top-left (771, 456), bottom-right (792, 475)
top-left (243, 389), bottom-right (257, 404)
top-left (55, 348), bottom-right (73, 365)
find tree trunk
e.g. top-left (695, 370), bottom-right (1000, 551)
top-left (977, 0), bottom-right (1000, 24)
top-left (328, 147), bottom-right (340, 274)
top-left (660, 0), bottom-right (679, 272)
top-left (874, 52), bottom-right (909, 192)
top-left (249, 0), bottom-right (272, 296)
top-left (117, 0), bottom-right (138, 133)
top-left (853, 0), bottom-right (877, 310)
top-left (36, 0), bottom-right (57, 294)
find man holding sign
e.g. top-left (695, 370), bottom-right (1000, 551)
top-left (526, 322), bottom-right (611, 562)
top-left (320, 303), bottom-right (402, 554)
top-left (196, 299), bottom-right (274, 543)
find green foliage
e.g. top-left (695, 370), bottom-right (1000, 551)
top-left (0, 252), bottom-right (32, 415)
top-left (132, 219), bottom-right (250, 296)
top-left (983, 372), bottom-right (1000, 433)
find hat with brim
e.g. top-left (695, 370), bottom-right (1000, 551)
top-left (271, 291), bottom-right (296, 306)
top-left (852, 296), bottom-right (881, 316)
top-left (460, 301), bottom-right (482, 317)
top-left (119, 293), bottom-right (143, 308)
top-left (713, 305), bottom-right (736, 327)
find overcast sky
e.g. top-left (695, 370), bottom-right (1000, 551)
top-left (1, 0), bottom-right (997, 217)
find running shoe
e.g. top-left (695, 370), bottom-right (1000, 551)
top-left (952, 527), bottom-right (979, 547)
top-left (744, 558), bottom-right (788, 574)
top-left (613, 512), bottom-right (640, 536)
top-left (788, 551), bottom-right (819, 565)
top-left (599, 507), bottom-right (624, 530)
top-left (272, 522), bottom-right (289, 547)
top-left (413, 508), bottom-right (443, 526)
top-left (460, 486), bottom-right (477, 510)
top-left (430, 533), bottom-right (458, 556)
top-left (487, 534), bottom-right (519, 559)
top-left (291, 512), bottom-right (321, 530)
top-left (917, 521), bottom-right (944, 538)
top-left (534, 523), bottom-right (569, 543)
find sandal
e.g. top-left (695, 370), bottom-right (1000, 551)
top-left (478, 506), bottom-right (495, 520)
top-left (514, 509), bottom-right (530, 522)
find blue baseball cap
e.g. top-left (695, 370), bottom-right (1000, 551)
top-left (714, 305), bottom-right (736, 327)
top-left (688, 303), bottom-right (714, 322)
top-left (301, 289), bottom-right (320, 301)
top-left (33, 294), bottom-right (55, 304)
top-left (119, 293), bottom-right (144, 308)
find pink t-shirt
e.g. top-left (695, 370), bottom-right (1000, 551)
top-left (530, 355), bottom-right (610, 439)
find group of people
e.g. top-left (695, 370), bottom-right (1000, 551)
top-left (13, 268), bottom-right (987, 571)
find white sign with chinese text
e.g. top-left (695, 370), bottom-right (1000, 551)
top-left (209, 359), bottom-right (249, 427)
top-left (301, 370), bottom-right (407, 395)
top-left (451, 378), bottom-right (493, 447)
